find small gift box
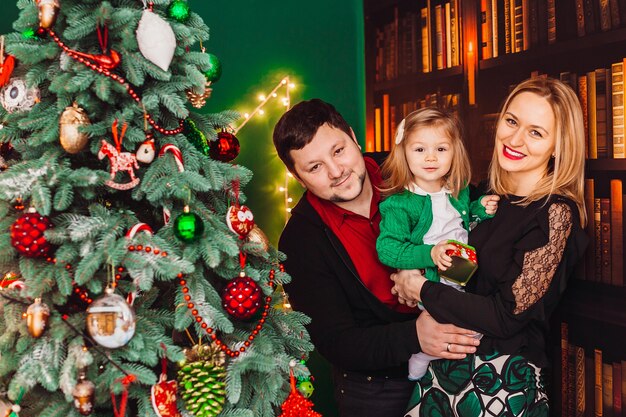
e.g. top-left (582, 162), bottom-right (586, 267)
top-left (438, 240), bottom-right (478, 286)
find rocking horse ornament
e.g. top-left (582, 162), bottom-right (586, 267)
top-left (99, 120), bottom-right (140, 190)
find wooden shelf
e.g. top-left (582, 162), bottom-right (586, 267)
top-left (479, 27), bottom-right (626, 75)
top-left (373, 66), bottom-right (464, 95)
top-left (561, 279), bottom-right (626, 328)
top-left (585, 159), bottom-right (626, 173)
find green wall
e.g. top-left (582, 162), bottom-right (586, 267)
top-left (0, 2), bottom-right (366, 416)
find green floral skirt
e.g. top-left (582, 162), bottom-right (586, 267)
top-left (404, 352), bottom-right (549, 417)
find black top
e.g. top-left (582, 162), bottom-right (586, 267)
top-left (421, 195), bottom-right (587, 367)
top-left (279, 194), bottom-right (420, 377)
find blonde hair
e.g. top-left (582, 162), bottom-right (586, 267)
top-left (489, 77), bottom-right (586, 226)
top-left (380, 107), bottom-right (471, 198)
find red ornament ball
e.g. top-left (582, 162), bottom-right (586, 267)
top-left (209, 130), bottom-right (240, 162)
top-left (10, 211), bottom-right (53, 258)
top-left (222, 275), bottom-right (262, 320)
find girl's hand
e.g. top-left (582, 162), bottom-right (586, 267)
top-left (481, 195), bottom-right (500, 215)
top-left (431, 240), bottom-right (455, 270)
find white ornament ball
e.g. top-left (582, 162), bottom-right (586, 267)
top-left (136, 138), bottom-right (156, 164)
top-left (86, 287), bottom-right (136, 349)
top-left (136, 9), bottom-right (176, 71)
top-left (1, 78), bottom-right (40, 113)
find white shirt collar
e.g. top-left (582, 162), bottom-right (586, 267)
top-left (407, 183), bottom-right (451, 196)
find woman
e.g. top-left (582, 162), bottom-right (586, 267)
top-left (392, 77), bottom-right (588, 416)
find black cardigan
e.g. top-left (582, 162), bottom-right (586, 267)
top-left (279, 193), bottom-right (420, 377)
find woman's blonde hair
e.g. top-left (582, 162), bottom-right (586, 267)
top-left (380, 107), bottom-right (471, 198)
top-left (489, 77), bottom-right (586, 226)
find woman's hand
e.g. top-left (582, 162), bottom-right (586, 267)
top-left (390, 269), bottom-right (427, 305)
top-left (431, 241), bottom-right (455, 270)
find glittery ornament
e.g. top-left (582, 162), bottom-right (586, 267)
top-left (36, 0), bottom-right (60, 29)
top-left (26, 298), bottom-right (50, 338)
top-left (221, 274), bottom-right (262, 320)
top-left (0, 49), bottom-right (15, 87)
top-left (72, 372), bottom-right (95, 416)
top-left (167, 0), bottom-right (190, 22)
top-left (86, 287), bottom-right (136, 349)
top-left (186, 80), bottom-right (212, 109)
top-left (0, 272), bottom-right (24, 291)
top-left (1, 78), bottom-right (40, 113)
top-left (203, 53), bottom-right (222, 83)
top-left (98, 121), bottom-right (140, 190)
top-left (246, 225), bottom-right (270, 251)
top-left (177, 344), bottom-right (226, 417)
top-left (182, 119), bottom-right (210, 155)
top-left (59, 103), bottom-right (91, 154)
top-left (10, 209), bottom-right (53, 258)
top-left (173, 206), bottom-right (204, 243)
top-left (209, 130), bottom-right (240, 162)
top-left (278, 366), bottom-right (321, 417)
top-left (136, 9), bottom-right (176, 71)
top-left (226, 204), bottom-right (254, 237)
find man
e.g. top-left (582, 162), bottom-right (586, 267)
top-left (273, 99), bottom-right (479, 416)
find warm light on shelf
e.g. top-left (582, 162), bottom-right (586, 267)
top-left (467, 41), bottom-right (476, 106)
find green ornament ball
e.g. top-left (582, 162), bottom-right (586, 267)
top-left (174, 210), bottom-right (205, 242)
top-left (168, 0), bottom-right (191, 22)
top-left (204, 54), bottom-right (222, 83)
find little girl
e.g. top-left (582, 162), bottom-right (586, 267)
top-left (376, 107), bottom-right (499, 380)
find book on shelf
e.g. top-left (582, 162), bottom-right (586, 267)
top-left (579, 74), bottom-right (590, 159)
top-left (434, 3), bottom-right (444, 70)
top-left (571, 343), bottom-right (579, 417)
top-left (583, 0), bottom-right (597, 35)
top-left (600, 197), bottom-right (611, 285)
top-left (512, 0), bottom-right (524, 52)
top-left (562, 322), bottom-right (570, 417)
top-left (481, 0), bottom-right (493, 60)
top-left (450, 0), bottom-right (460, 66)
top-left (491, 0), bottom-right (499, 57)
top-left (595, 348), bottom-right (603, 417)
top-left (584, 178), bottom-right (595, 281)
top-left (504, 0), bottom-right (512, 53)
top-left (610, 179), bottom-right (624, 287)
top-left (445, 1), bottom-right (452, 68)
top-left (374, 107), bottom-right (382, 152)
top-left (603, 361), bottom-right (614, 417)
top-left (609, 0), bottom-right (620, 28)
top-left (611, 59), bottom-right (625, 159)
top-left (594, 197), bottom-right (602, 282)
top-left (576, 345), bottom-right (586, 417)
top-left (589, 70), bottom-right (598, 159)
top-left (547, 0), bottom-right (557, 43)
top-left (614, 362), bottom-right (622, 417)
top-left (421, 5), bottom-right (432, 73)
top-left (587, 353), bottom-right (596, 417)
top-left (599, 0), bottom-right (612, 32)
top-left (383, 94), bottom-right (390, 152)
top-left (528, 0), bottom-right (539, 47)
top-left (576, 0), bottom-right (586, 37)
top-left (522, 0), bottom-right (531, 50)
top-left (596, 68), bottom-right (612, 159)
top-left (556, 1), bottom-right (577, 41)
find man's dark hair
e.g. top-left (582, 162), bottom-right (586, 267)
top-left (272, 99), bottom-right (352, 173)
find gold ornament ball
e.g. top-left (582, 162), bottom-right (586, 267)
top-left (37, 0), bottom-right (60, 29)
top-left (26, 298), bottom-right (50, 338)
top-left (247, 225), bottom-right (270, 252)
top-left (186, 80), bottom-right (212, 109)
top-left (60, 103), bottom-right (91, 154)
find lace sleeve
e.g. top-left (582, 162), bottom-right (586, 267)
top-left (511, 202), bottom-right (573, 314)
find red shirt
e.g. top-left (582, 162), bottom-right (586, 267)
top-left (307, 157), bottom-right (416, 313)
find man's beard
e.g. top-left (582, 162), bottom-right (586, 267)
top-left (329, 171), bottom-right (366, 203)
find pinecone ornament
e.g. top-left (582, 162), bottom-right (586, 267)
top-left (177, 344), bottom-right (227, 417)
top-left (186, 81), bottom-right (212, 109)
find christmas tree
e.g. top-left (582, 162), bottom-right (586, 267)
top-left (0, 1), bottom-right (315, 416)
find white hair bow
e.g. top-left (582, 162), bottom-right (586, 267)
top-left (394, 118), bottom-right (406, 145)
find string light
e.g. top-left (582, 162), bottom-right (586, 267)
top-left (235, 76), bottom-right (297, 223)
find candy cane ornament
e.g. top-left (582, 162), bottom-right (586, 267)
top-left (124, 223), bottom-right (154, 305)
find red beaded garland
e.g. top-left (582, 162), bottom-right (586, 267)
top-left (48, 29), bottom-right (184, 136)
top-left (177, 267), bottom-right (277, 356)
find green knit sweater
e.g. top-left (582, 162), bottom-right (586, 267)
top-left (376, 186), bottom-right (492, 282)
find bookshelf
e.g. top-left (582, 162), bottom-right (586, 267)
top-left (363, 1), bottom-right (626, 416)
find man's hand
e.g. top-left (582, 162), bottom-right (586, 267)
top-left (481, 195), bottom-right (500, 215)
top-left (415, 311), bottom-right (480, 359)
top-left (390, 269), bottom-right (425, 304)
top-left (430, 241), bottom-right (455, 270)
